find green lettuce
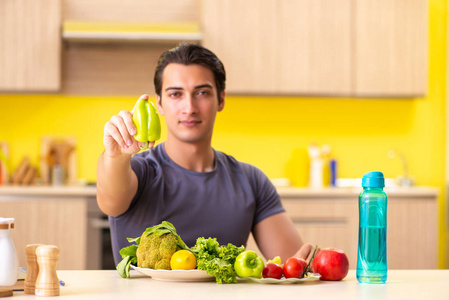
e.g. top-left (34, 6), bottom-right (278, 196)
top-left (191, 237), bottom-right (245, 284)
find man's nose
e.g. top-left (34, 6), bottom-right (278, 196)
top-left (182, 95), bottom-right (198, 114)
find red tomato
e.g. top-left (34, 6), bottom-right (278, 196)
top-left (283, 257), bottom-right (307, 278)
top-left (262, 263), bottom-right (283, 279)
top-left (312, 248), bottom-right (349, 281)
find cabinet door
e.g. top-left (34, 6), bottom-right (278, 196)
top-left (202, 0), bottom-right (352, 95)
top-left (387, 198), bottom-right (437, 269)
top-left (202, 0), bottom-right (278, 94)
top-left (354, 0), bottom-right (428, 96)
top-left (0, 198), bottom-right (87, 270)
top-left (283, 199), bottom-right (358, 267)
top-left (276, 0), bottom-right (352, 95)
top-left (246, 199), bottom-right (358, 267)
top-left (0, 0), bottom-right (61, 91)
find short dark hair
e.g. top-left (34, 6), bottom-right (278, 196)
top-left (154, 43), bottom-right (226, 103)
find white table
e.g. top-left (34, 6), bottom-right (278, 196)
top-left (7, 269), bottom-right (449, 300)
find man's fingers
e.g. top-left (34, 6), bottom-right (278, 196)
top-left (295, 244), bottom-right (314, 261)
top-left (104, 122), bottom-right (127, 149)
top-left (118, 110), bottom-right (137, 136)
top-left (110, 115), bottom-right (134, 148)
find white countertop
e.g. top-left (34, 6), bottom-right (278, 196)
top-left (7, 270), bottom-right (449, 300)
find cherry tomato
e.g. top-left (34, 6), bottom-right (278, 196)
top-left (283, 257), bottom-right (307, 278)
top-left (262, 263), bottom-right (283, 279)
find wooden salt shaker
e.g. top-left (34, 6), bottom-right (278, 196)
top-left (24, 244), bottom-right (44, 294)
top-left (35, 245), bottom-right (60, 297)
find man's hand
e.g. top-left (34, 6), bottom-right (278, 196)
top-left (97, 94), bottom-right (155, 216)
top-left (103, 94), bottom-right (154, 157)
top-left (292, 244), bottom-right (320, 263)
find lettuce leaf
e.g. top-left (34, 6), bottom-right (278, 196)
top-left (191, 237), bottom-right (245, 284)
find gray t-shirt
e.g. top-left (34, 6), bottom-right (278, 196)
top-left (109, 143), bottom-right (285, 264)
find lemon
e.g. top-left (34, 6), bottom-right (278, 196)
top-left (170, 250), bottom-right (197, 270)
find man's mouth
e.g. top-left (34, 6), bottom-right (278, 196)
top-left (179, 120), bottom-right (201, 127)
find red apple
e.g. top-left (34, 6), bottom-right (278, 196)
top-left (312, 248), bottom-right (349, 281)
top-left (262, 263), bottom-right (283, 279)
top-left (283, 257), bottom-right (308, 278)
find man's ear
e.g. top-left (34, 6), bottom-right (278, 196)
top-left (218, 91), bottom-right (225, 112)
top-left (156, 95), bottom-right (164, 115)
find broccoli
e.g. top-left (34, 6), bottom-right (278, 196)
top-left (117, 221), bottom-right (189, 278)
top-left (136, 232), bottom-right (178, 269)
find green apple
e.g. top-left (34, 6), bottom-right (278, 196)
top-left (234, 250), bottom-right (264, 278)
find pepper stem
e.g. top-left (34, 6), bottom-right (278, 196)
top-left (139, 141), bottom-right (148, 150)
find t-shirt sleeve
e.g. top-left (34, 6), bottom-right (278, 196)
top-left (249, 166), bottom-right (285, 226)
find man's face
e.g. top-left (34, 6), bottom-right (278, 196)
top-left (156, 63), bottom-right (225, 145)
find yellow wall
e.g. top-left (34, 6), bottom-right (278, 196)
top-left (0, 1), bottom-right (446, 267)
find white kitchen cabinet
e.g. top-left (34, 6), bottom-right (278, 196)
top-left (246, 187), bottom-right (438, 269)
top-left (0, 0), bottom-right (61, 91)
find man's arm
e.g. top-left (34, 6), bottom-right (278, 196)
top-left (96, 94), bottom-right (153, 217)
top-left (252, 212), bottom-right (316, 263)
top-left (96, 152), bottom-right (138, 216)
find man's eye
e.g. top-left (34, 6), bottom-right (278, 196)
top-left (169, 92), bottom-right (181, 98)
top-left (197, 90), bottom-right (210, 96)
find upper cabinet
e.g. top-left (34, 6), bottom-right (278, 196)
top-left (202, 0), bottom-right (428, 97)
top-left (354, 0), bottom-right (428, 97)
top-left (60, 0), bottom-right (200, 95)
top-left (0, 0), bottom-right (428, 96)
top-left (202, 0), bottom-right (352, 96)
top-left (0, 0), bottom-right (61, 92)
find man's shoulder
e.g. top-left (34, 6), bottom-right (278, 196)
top-left (214, 149), bottom-right (265, 177)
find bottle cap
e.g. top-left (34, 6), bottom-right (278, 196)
top-left (362, 171), bottom-right (385, 188)
top-left (0, 217), bottom-right (14, 229)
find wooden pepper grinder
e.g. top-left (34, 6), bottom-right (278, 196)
top-left (24, 244), bottom-right (44, 294)
top-left (35, 245), bottom-right (60, 297)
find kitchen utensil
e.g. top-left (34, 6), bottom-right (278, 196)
top-left (25, 244), bottom-right (44, 294)
top-left (35, 245), bottom-right (60, 297)
top-left (11, 157), bottom-right (30, 185)
top-left (40, 136), bottom-right (77, 185)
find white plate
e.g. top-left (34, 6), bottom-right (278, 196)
top-left (240, 273), bottom-right (321, 284)
top-left (131, 265), bottom-right (214, 282)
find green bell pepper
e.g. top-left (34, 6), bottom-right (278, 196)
top-left (234, 250), bottom-right (264, 278)
top-left (132, 99), bottom-right (161, 150)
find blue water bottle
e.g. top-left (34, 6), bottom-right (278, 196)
top-left (357, 171), bottom-right (388, 284)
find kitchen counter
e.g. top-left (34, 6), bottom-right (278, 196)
top-left (8, 270), bottom-right (449, 300)
top-left (0, 185), bottom-right (97, 198)
top-left (0, 184), bottom-right (440, 269)
top-left (0, 184), bottom-right (439, 198)
top-left (276, 186), bottom-right (440, 198)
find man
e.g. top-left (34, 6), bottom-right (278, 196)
top-left (97, 43), bottom-right (314, 265)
